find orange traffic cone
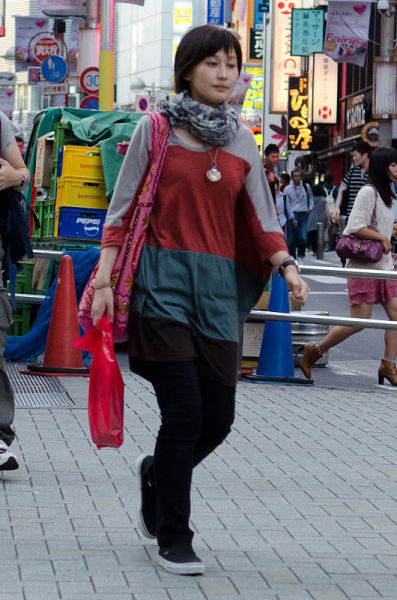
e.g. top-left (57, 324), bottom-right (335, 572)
top-left (24, 255), bottom-right (89, 376)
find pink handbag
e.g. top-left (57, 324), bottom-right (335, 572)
top-left (78, 112), bottom-right (170, 343)
top-left (335, 185), bottom-right (384, 264)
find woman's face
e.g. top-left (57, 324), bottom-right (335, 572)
top-left (387, 161), bottom-right (397, 183)
top-left (185, 48), bottom-right (239, 108)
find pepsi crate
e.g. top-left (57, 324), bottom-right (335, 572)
top-left (55, 207), bottom-right (107, 240)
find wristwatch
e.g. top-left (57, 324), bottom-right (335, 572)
top-left (278, 256), bottom-right (299, 277)
top-left (20, 174), bottom-right (26, 189)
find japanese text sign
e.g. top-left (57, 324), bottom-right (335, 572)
top-left (312, 53), bottom-right (338, 124)
top-left (271, 0), bottom-right (302, 113)
top-left (288, 76), bottom-right (312, 151)
top-left (291, 9), bottom-right (324, 56)
top-left (254, 0), bottom-right (270, 31)
top-left (249, 29), bottom-right (264, 60)
top-left (207, 0), bottom-right (224, 25)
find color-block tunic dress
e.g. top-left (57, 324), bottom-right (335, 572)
top-left (101, 115), bottom-right (287, 388)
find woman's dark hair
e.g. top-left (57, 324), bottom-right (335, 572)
top-left (324, 173), bottom-right (333, 184)
top-left (367, 146), bottom-right (397, 207)
top-left (279, 171), bottom-right (290, 185)
top-left (174, 25), bottom-right (242, 94)
top-left (312, 184), bottom-right (326, 197)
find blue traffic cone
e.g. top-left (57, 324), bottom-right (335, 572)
top-left (244, 273), bottom-right (312, 384)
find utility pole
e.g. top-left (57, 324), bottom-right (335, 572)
top-left (99, 0), bottom-right (114, 110)
top-left (377, 2), bottom-right (396, 145)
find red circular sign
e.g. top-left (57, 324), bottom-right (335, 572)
top-left (28, 32), bottom-right (62, 64)
top-left (80, 67), bottom-right (100, 95)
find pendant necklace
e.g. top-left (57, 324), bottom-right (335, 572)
top-left (206, 147), bottom-right (222, 183)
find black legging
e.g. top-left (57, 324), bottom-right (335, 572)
top-left (141, 360), bottom-right (235, 549)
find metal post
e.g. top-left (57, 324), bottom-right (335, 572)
top-left (261, 15), bottom-right (267, 158)
top-left (99, 0), bottom-right (114, 110)
top-left (316, 222), bottom-right (324, 260)
top-left (378, 3), bottom-right (395, 144)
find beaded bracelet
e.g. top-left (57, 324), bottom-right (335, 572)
top-left (94, 281), bottom-right (112, 290)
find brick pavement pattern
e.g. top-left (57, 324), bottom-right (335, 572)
top-left (1, 370), bottom-right (397, 599)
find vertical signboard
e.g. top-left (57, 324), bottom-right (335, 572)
top-left (271, 0), bottom-right (302, 114)
top-left (254, 0), bottom-right (270, 31)
top-left (249, 29), bottom-right (264, 60)
top-left (288, 76), bottom-right (312, 151)
top-left (291, 9), bottom-right (324, 56)
top-left (173, 1), bottom-right (193, 59)
top-left (312, 53), bottom-right (338, 124)
top-left (207, 0), bottom-right (224, 25)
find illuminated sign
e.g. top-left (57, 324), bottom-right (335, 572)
top-left (271, 0), bottom-right (302, 113)
top-left (312, 53), bottom-right (338, 124)
top-left (288, 76), bottom-right (312, 151)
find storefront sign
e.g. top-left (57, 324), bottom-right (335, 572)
top-left (15, 16), bottom-right (49, 72)
top-left (291, 9), bottom-right (324, 56)
top-left (345, 90), bottom-right (372, 137)
top-left (361, 121), bottom-right (379, 147)
top-left (42, 82), bottom-right (68, 95)
top-left (324, 1), bottom-right (371, 68)
top-left (288, 76), bottom-right (312, 151)
top-left (254, 0), bottom-right (270, 31)
top-left (249, 29), bottom-right (264, 60)
top-left (207, 0), bottom-right (224, 25)
top-left (312, 53), bottom-right (338, 124)
top-left (271, 0), bottom-right (302, 113)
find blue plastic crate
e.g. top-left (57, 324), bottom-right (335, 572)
top-left (56, 207), bottom-right (107, 239)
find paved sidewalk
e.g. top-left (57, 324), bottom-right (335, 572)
top-left (1, 366), bottom-right (397, 599)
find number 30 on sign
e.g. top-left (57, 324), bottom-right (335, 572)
top-left (80, 67), bottom-right (100, 95)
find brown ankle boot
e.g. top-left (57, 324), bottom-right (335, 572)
top-left (300, 343), bottom-right (323, 379)
top-left (378, 359), bottom-right (397, 386)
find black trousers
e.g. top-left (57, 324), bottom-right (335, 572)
top-left (139, 360), bottom-right (235, 549)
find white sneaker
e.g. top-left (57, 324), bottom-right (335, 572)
top-left (0, 440), bottom-right (19, 471)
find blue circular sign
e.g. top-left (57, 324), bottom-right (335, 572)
top-left (41, 56), bottom-right (68, 83)
top-left (138, 97), bottom-right (148, 112)
top-left (80, 95), bottom-right (99, 110)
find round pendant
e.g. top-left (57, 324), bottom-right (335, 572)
top-left (206, 167), bottom-right (222, 183)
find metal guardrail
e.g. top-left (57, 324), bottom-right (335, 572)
top-left (250, 264), bottom-right (397, 331)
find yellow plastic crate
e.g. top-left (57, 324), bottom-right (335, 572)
top-left (59, 145), bottom-right (104, 181)
top-left (56, 176), bottom-right (108, 210)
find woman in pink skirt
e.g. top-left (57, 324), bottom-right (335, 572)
top-left (300, 146), bottom-right (397, 385)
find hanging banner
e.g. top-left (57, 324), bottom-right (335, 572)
top-left (0, 88), bottom-right (15, 117)
top-left (312, 53), bottom-right (338, 124)
top-left (291, 9), bottom-right (324, 56)
top-left (288, 76), bottom-right (312, 151)
top-left (15, 16), bottom-right (49, 72)
top-left (229, 72), bottom-right (253, 115)
top-left (324, 1), bottom-right (371, 68)
top-left (67, 18), bottom-right (84, 74)
top-left (207, 0), bottom-right (224, 25)
top-left (271, 0), bottom-right (302, 114)
top-left (254, 0), bottom-right (270, 31)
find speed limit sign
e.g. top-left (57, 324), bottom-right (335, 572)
top-left (80, 67), bottom-right (100, 95)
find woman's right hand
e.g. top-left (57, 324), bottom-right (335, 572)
top-left (381, 235), bottom-right (392, 254)
top-left (91, 288), bottom-right (114, 327)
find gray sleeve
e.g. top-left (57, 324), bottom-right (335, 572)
top-left (0, 111), bottom-right (18, 155)
top-left (104, 115), bottom-right (152, 227)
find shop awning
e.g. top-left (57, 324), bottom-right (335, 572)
top-left (316, 135), bottom-right (361, 160)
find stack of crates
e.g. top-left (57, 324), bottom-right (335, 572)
top-left (54, 143), bottom-right (108, 240)
top-left (8, 262), bottom-right (34, 336)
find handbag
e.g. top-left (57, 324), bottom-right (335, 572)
top-left (78, 112), bottom-right (170, 342)
top-left (74, 316), bottom-right (124, 449)
top-left (335, 185), bottom-right (384, 263)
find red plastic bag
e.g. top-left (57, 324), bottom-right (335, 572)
top-left (74, 317), bottom-right (124, 449)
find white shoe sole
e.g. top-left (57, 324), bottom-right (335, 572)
top-left (0, 450), bottom-right (19, 471)
top-left (158, 555), bottom-right (205, 575)
top-left (136, 453), bottom-right (156, 540)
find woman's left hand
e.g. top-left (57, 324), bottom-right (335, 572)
top-left (0, 157), bottom-right (20, 191)
top-left (283, 267), bottom-right (310, 306)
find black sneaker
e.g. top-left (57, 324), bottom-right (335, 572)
top-left (158, 545), bottom-right (205, 576)
top-left (0, 440), bottom-right (19, 471)
top-left (136, 454), bottom-right (156, 539)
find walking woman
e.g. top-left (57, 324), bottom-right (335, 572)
top-left (300, 146), bottom-right (397, 384)
top-left (91, 25), bottom-right (309, 575)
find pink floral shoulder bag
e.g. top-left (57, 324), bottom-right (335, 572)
top-left (78, 112), bottom-right (170, 343)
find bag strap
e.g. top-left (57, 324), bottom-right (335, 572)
top-left (303, 183), bottom-right (310, 210)
top-left (364, 183), bottom-right (378, 226)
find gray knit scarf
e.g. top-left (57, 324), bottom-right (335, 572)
top-left (159, 90), bottom-right (240, 147)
